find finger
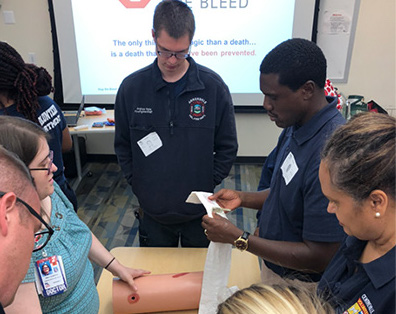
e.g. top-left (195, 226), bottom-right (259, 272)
top-left (209, 189), bottom-right (225, 199)
top-left (128, 281), bottom-right (138, 292)
top-left (202, 214), bottom-right (211, 223)
top-left (212, 212), bottom-right (225, 220)
top-left (120, 274), bottom-right (138, 292)
top-left (138, 270), bottom-right (151, 276)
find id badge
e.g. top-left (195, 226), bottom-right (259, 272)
top-left (34, 255), bottom-right (67, 297)
top-left (137, 132), bottom-right (163, 157)
top-left (281, 152), bottom-right (299, 185)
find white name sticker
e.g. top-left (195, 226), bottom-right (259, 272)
top-left (281, 152), bottom-right (299, 185)
top-left (137, 132), bottom-right (163, 157)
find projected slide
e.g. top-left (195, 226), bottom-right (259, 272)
top-left (71, 0), bottom-right (294, 97)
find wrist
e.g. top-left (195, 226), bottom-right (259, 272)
top-left (104, 257), bottom-right (115, 270)
top-left (234, 231), bottom-right (250, 251)
top-left (106, 258), bottom-right (123, 277)
top-left (237, 191), bottom-right (245, 207)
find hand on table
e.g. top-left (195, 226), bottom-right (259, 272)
top-left (109, 260), bottom-right (151, 292)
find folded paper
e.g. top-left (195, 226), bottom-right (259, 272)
top-left (112, 271), bottom-right (203, 314)
top-left (186, 191), bottom-right (230, 215)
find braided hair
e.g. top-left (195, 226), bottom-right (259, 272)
top-left (25, 63), bottom-right (54, 96)
top-left (0, 41), bottom-right (44, 122)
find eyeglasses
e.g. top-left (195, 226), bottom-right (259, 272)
top-left (29, 150), bottom-right (53, 175)
top-left (157, 50), bottom-right (190, 60)
top-left (0, 191), bottom-right (54, 252)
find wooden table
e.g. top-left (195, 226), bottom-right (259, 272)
top-left (97, 247), bottom-right (261, 314)
top-left (68, 110), bottom-right (115, 189)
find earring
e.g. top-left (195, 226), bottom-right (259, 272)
top-left (375, 212), bottom-right (381, 218)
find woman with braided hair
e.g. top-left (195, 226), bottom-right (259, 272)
top-left (0, 41), bottom-right (77, 212)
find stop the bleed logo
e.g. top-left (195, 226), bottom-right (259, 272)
top-left (189, 97), bottom-right (207, 121)
top-left (119, 0), bottom-right (151, 8)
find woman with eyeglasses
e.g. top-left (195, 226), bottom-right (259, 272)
top-left (0, 41), bottom-right (78, 212)
top-left (317, 113), bottom-right (395, 313)
top-left (0, 116), bottom-right (150, 314)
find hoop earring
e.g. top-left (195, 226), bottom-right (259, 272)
top-left (375, 212), bottom-right (381, 218)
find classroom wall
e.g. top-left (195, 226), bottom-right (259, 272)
top-left (0, 0), bottom-right (395, 156)
top-left (334, 0), bottom-right (395, 115)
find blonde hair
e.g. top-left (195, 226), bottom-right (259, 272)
top-left (217, 283), bottom-right (334, 314)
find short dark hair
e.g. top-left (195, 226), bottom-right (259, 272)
top-left (153, 0), bottom-right (195, 42)
top-left (260, 38), bottom-right (327, 91)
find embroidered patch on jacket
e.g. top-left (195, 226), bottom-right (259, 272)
top-left (189, 97), bottom-right (207, 121)
top-left (344, 295), bottom-right (374, 314)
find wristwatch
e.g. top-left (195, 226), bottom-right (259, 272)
top-left (234, 231), bottom-right (250, 251)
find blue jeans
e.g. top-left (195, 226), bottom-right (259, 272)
top-left (136, 209), bottom-right (209, 248)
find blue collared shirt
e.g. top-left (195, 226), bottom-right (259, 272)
top-left (258, 97), bottom-right (346, 281)
top-left (318, 236), bottom-right (395, 314)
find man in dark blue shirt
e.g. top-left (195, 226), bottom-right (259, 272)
top-left (202, 38), bottom-right (346, 284)
top-left (115, 0), bottom-right (237, 247)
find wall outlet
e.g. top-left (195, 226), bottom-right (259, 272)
top-left (3, 11), bottom-right (16, 24)
top-left (28, 52), bottom-right (37, 64)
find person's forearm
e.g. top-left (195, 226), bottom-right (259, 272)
top-left (203, 212), bottom-right (340, 273)
top-left (88, 233), bottom-right (128, 277)
top-left (88, 232), bottom-right (115, 269)
top-left (114, 94), bottom-right (134, 185)
top-left (239, 189), bottom-right (270, 210)
top-left (246, 236), bottom-right (340, 273)
top-left (213, 151), bottom-right (237, 186)
top-left (62, 127), bottom-right (73, 153)
top-left (113, 139), bottom-right (133, 185)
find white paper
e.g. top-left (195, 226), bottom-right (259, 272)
top-left (281, 152), bottom-right (299, 185)
top-left (186, 191), bottom-right (235, 314)
top-left (186, 192), bottom-right (231, 215)
top-left (137, 132), bottom-right (162, 157)
top-left (322, 10), bottom-right (351, 35)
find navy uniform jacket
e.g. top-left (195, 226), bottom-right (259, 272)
top-left (114, 57), bottom-right (238, 224)
top-left (318, 236), bottom-right (395, 314)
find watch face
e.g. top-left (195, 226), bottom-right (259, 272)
top-left (234, 232), bottom-right (250, 251)
top-left (235, 239), bottom-right (248, 250)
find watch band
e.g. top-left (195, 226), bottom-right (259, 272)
top-left (240, 231), bottom-right (250, 240)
